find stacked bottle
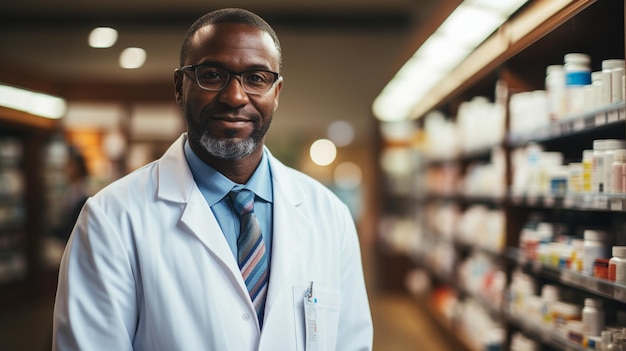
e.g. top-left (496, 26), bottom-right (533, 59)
top-left (593, 140), bottom-right (626, 194)
top-left (601, 59), bottom-right (626, 105)
top-left (565, 53), bottom-right (592, 115)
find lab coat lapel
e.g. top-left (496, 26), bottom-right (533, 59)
top-left (179, 191), bottom-right (239, 274)
top-left (157, 135), bottom-right (244, 290)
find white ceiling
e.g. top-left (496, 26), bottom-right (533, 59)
top-left (0, 0), bottom-right (442, 152)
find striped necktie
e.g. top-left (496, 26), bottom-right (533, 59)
top-left (230, 189), bottom-right (269, 325)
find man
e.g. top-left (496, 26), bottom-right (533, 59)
top-left (53, 8), bottom-right (373, 351)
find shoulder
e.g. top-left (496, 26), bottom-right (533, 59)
top-left (90, 160), bottom-right (160, 210)
top-left (91, 135), bottom-right (190, 208)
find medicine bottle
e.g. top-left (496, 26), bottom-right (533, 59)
top-left (582, 298), bottom-right (605, 337)
top-left (595, 258), bottom-right (609, 280)
top-left (610, 332), bottom-right (626, 351)
top-left (609, 246), bottom-right (626, 283)
top-left (601, 330), bottom-right (614, 351)
top-left (593, 141), bottom-right (610, 193)
top-left (568, 162), bottom-right (583, 193)
top-left (593, 140), bottom-right (625, 193)
top-left (601, 59), bottom-right (625, 105)
top-left (540, 284), bottom-right (559, 325)
top-left (591, 71), bottom-right (603, 110)
top-left (583, 149), bottom-right (594, 193)
top-left (545, 65), bottom-right (567, 120)
top-left (611, 150), bottom-right (626, 193)
top-left (583, 229), bottom-right (608, 276)
top-left (565, 53), bottom-right (591, 114)
top-left (604, 141), bottom-right (626, 193)
top-left (611, 67), bottom-right (625, 103)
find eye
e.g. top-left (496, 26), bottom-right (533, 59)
top-left (244, 71), bottom-right (273, 86)
top-left (196, 67), bottom-right (227, 82)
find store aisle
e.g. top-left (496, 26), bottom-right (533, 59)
top-left (0, 292), bottom-right (54, 351)
top-left (371, 291), bottom-right (456, 351)
top-left (0, 289), bottom-right (456, 351)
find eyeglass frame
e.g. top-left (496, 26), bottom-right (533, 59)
top-left (176, 64), bottom-right (281, 95)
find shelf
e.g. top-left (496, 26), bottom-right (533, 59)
top-left (424, 192), bottom-right (626, 212)
top-left (380, 0), bottom-right (626, 349)
top-left (424, 146), bottom-right (497, 165)
top-left (506, 313), bottom-right (589, 351)
top-left (0, 106), bottom-right (59, 131)
top-left (454, 240), bottom-right (505, 259)
top-left (510, 193), bottom-right (626, 212)
top-left (509, 248), bottom-right (626, 303)
top-left (418, 193), bottom-right (506, 206)
top-left (508, 102), bottom-right (626, 147)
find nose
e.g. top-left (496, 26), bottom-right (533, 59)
top-left (218, 75), bottom-right (249, 107)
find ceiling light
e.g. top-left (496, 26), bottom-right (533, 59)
top-left (327, 120), bottom-right (355, 147)
top-left (0, 84), bottom-right (66, 119)
top-left (310, 139), bottom-right (337, 166)
top-left (466, 0), bottom-right (528, 15)
top-left (373, 0), bottom-right (529, 122)
top-left (438, 4), bottom-right (505, 48)
top-left (119, 47), bottom-right (146, 69)
top-left (88, 27), bottom-right (118, 48)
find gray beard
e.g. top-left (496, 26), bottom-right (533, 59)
top-left (182, 103), bottom-right (270, 161)
top-left (199, 132), bottom-right (257, 160)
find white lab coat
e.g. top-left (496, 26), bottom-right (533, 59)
top-left (53, 134), bottom-right (373, 351)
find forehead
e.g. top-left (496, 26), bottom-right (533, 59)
top-left (187, 23), bottom-right (280, 70)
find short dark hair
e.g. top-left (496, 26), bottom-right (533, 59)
top-left (179, 8), bottom-right (282, 71)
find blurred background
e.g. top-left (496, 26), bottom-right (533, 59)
top-left (1, 0), bottom-right (622, 350)
top-left (0, 0), bottom-right (447, 350)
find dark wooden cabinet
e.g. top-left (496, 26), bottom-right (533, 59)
top-left (0, 108), bottom-right (60, 305)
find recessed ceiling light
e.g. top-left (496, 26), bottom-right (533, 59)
top-left (119, 47), bottom-right (147, 69)
top-left (88, 27), bottom-right (118, 48)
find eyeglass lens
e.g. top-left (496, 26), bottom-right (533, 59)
top-left (195, 66), bottom-right (276, 94)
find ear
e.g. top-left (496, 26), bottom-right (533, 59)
top-left (273, 76), bottom-right (283, 112)
top-left (173, 69), bottom-right (184, 104)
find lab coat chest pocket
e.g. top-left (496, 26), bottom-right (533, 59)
top-left (292, 285), bottom-right (340, 351)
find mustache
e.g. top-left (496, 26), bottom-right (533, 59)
top-left (202, 105), bottom-right (259, 122)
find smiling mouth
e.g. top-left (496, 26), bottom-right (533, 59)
top-left (212, 115), bottom-right (254, 124)
top-left (216, 116), bottom-right (248, 121)
top-left (209, 116), bottom-right (254, 138)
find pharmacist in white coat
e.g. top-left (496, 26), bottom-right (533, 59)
top-left (52, 7), bottom-right (373, 351)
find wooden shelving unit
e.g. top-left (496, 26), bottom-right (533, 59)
top-left (378, 0), bottom-right (626, 349)
top-left (0, 108), bottom-right (61, 304)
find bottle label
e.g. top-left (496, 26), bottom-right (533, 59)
top-left (567, 71), bottom-right (591, 86)
top-left (616, 261), bottom-right (626, 284)
top-left (609, 262), bottom-right (617, 281)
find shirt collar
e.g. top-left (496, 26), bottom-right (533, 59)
top-left (183, 140), bottom-right (273, 205)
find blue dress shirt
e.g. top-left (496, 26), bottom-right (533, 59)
top-left (183, 140), bottom-right (273, 261)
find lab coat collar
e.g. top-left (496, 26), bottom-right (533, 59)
top-left (157, 134), bottom-right (196, 204)
top-left (157, 134), bottom-right (314, 334)
top-left (157, 133), bottom-right (306, 208)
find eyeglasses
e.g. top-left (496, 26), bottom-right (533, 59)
top-left (178, 64), bottom-right (280, 95)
